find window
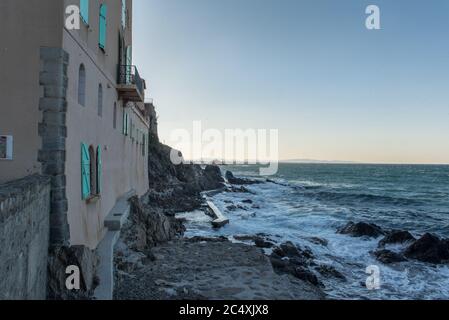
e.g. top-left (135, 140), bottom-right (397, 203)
top-left (97, 84), bottom-right (103, 117)
top-left (88, 146), bottom-right (97, 196)
top-left (78, 64), bottom-right (86, 106)
top-left (81, 143), bottom-right (102, 200)
top-left (99, 4), bottom-right (107, 50)
top-left (113, 102), bottom-right (117, 129)
top-left (80, 0), bottom-right (89, 24)
top-left (122, 111), bottom-right (129, 135)
top-left (142, 133), bottom-right (146, 156)
top-left (81, 143), bottom-right (91, 199)
top-left (96, 146), bottom-right (102, 194)
top-left (121, 0), bottom-right (127, 29)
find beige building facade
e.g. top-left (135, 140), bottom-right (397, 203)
top-left (0, 0), bottom-right (150, 249)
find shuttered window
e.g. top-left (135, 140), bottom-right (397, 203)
top-left (99, 4), bottom-right (107, 50)
top-left (142, 134), bottom-right (146, 156)
top-left (81, 143), bottom-right (91, 200)
top-left (123, 112), bottom-right (129, 136)
top-left (80, 0), bottom-right (89, 24)
top-left (121, 0), bottom-right (127, 29)
top-left (97, 84), bottom-right (103, 117)
top-left (96, 146), bottom-right (102, 194)
top-left (78, 64), bottom-right (86, 106)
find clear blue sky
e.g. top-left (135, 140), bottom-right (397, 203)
top-left (133, 0), bottom-right (449, 164)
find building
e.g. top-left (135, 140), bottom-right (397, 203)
top-left (0, 0), bottom-right (150, 250)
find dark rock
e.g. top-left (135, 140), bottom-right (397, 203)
top-left (293, 267), bottom-right (321, 286)
top-left (47, 245), bottom-right (99, 300)
top-left (280, 241), bottom-right (301, 258)
top-left (269, 256), bottom-right (292, 271)
top-left (272, 246), bottom-right (286, 258)
top-left (187, 236), bottom-right (229, 243)
top-left (127, 196), bottom-right (186, 250)
top-left (234, 235), bottom-right (259, 242)
top-left (372, 249), bottom-right (407, 264)
top-left (289, 257), bottom-right (309, 267)
top-left (254, 238), bottom-right (274, 248)
top-left (337, 221), bottom-right (384, 238)
top-left (226, 186), bottom-right (254, 194)
top-left (308, 237), bottom-right (329, 246)
top-left (242, 199), bottom-right (253, 204)
top-left (316, 265), bottom-right (346, 280)
top-left (378, 230), bottom-right (416, 247)
top-left (404, 233), bottom-right (449, 264)
top-left (225, 171), bottom-right (262, 185)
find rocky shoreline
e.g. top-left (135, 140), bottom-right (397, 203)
top-left (114, 137), bottom-right (449, 300)
top-left (113, 167), bottom-right (325, 300)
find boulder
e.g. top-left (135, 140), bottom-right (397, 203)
top-left (225, 171), bottom-right (262, 185)
top-left (337, 221), bottom-right (384, 238)
top-left (254, 238), bottom-right (274, 248)
top-left (308, 237), bottom-right (329, 247)
top-left (47, 245), bottom-right (99, 300)
top-left (404, 233), bottom-right (449, 264)
top-left (316, 265), bottom-right (346, 280)
top-left (242, 199), bottom-right (253, 204)
top-left (293, 267), bottom-right (321, 286)
top-left (372, 249), bottom-right (407, 264)
top-left (280, 241), bottom-right (301, 258)
top-left (378, 230), bottom-right (415, 247)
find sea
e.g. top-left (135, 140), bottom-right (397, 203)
top-left (177, 163), bottom-right (449, 300)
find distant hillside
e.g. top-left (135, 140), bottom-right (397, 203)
top-left (280, 159), bottom-right (358, 164)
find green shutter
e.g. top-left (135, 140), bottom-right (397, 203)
top-left (96, 146), bottom-right (102, 194)
top-left (142, 133), bottom-right (146, 156)
top-left (81, 143), bottom-right (91, 199)
top-left (99, 4), bottom-right (107, 50)
top-left (80, 0), bottom-right (89, 24)
top-left (122, 111), bottom-right (126, 135)
top-left (125, 113), bottom-right (129, 135)
top-left (121, 0), bottom-right (127, 29)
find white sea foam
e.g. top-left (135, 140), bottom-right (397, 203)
top-left (180, 170), bottom-right (449, 299)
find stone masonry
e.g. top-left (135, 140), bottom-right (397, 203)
top-left (38, 47), bottom-right (70, 245)
top-left (0, 175), bottom-right (51, 299)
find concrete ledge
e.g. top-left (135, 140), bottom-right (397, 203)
top-left (93, 231), bottom-right (120, 300)
top-left (206, 200), bottom-right (229, 228)
top-left (104, 190), bottom-right (136, 231)
top-left (93, 189), bottom-right (137, 300)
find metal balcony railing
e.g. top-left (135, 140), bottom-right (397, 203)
top-left (117, 65), bottom-right (144, 99)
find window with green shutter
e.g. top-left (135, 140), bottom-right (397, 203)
top-left (80, 0), bottom-right (89, 24)
top-left (123, 111), bottom-right (129, 136)
top-left (142, 133), bottom-right (146, 156)
top-left (81, 143), bottom-right (91, 200)
top-left (99, 4), bottom-right (107, 50)
top-left (121, 0), bottom-right (127, 29)
top-left (96, 146), bottom-right (102, 194)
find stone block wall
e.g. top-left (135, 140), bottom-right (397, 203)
top-left (38, 47), bottom-right (70, 245)
top-left (0, 175), bottom-right (51, 300)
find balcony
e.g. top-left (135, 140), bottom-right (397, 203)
top-left (117, 65), bottom-right (145, 102)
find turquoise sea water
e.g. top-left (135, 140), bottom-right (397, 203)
top-left (180, 163), bottom-right (449, 299)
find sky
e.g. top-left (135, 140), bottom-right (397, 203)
top-left (133, 0), bottom-right (449, 164)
